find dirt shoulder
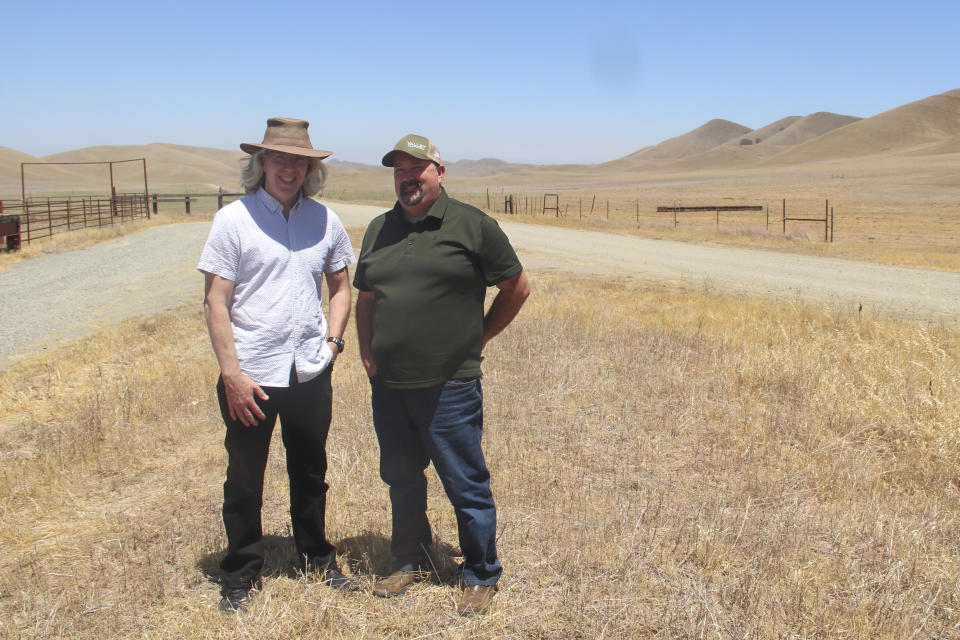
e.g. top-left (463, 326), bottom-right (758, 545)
top-left (500, 219), bottom-right (960, 323)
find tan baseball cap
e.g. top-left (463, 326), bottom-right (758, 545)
top-left (382, 134), bottom-right (442, 167)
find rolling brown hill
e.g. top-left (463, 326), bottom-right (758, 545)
top-left (601, 119), bottom-right (752, 170)
top-left (741, 116), bottom-right (803, 145)
top-left (761, 112), bottom-right (861, 147)
top-left (0, 146), bottom-right (88, 197)
top-left (1, 88), bottom-right (958, 195)
top-left (768, 89), bottom-right (960, 164)
top-left (0, 143), bottom-right (249, 196)
top-left (0, 146), bottom-right (41, 175)
top-left (655, 112), bottom-right (862, 171)
top-left (43, 143), bottom-right (247, 190)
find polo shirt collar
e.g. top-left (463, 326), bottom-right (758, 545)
top-left (425, 187), bottom-right (449, 221)
top-left (256, 187), bottom-right (303, 217)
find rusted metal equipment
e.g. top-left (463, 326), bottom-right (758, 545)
top-left (543, 193), bottom-right (559, 217)
top-left (782, 199), bottom-right (834, 242)
top-left (0, 196), bottom-right (147, 245)
top-left (150, 192), bottom-right (245, 214)
top-left (20, 158), bottom-right (150, 220)
top-left (0, 211), bottom-right (21, 252)
top-left (656, 205), bottom-right (764, 212)
top-left (657, 205), bottom-right (764, 229)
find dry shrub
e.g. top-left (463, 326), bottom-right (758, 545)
top-left (0, 274), bottom-right (958, 639)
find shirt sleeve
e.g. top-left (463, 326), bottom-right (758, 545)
top-left (479, 215), bottom-right (523, 285)
top-left (197, 207), bottom-right (240, 282)
top-left (324, 209), bottom-right (357, 274)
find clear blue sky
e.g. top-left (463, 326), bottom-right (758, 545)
top-left (2, 0), bottom-right (957, 164)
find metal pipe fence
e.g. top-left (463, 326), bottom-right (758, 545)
top-left (468, 191), bottom-right (837, 242)
top-left (0, 194), bottom-right (148, 247)
top-left (149, 191), bottom-right (245, 215)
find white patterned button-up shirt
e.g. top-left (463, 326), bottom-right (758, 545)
top-left (197, 188), bottom-right (355, 387)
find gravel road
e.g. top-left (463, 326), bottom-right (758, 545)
top-left (2, 202), bottom-right (958, 369)
top-left (501, 221), bottom-right (960, 322)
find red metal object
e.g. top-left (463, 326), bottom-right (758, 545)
top-left (0, 213), bottom-right (21, 251)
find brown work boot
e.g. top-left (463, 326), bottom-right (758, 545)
top-left (456, 584), bottom-right (497, 616)
top-left (372, 570), bottom-right (427, 597)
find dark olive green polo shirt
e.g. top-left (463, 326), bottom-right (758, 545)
top-left (353, 188), bottom-right (522, 388)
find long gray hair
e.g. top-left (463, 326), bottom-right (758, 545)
top-left (240, 150), bottom-right (328, 197)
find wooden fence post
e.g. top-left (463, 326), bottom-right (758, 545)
top-left (824, 199), bottom-right (829, 242)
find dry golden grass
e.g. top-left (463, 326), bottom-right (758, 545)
top-left (1, 271), bottom-right (957, 638)
top-left (318, 180), bottom-right (960, 272)
top-left (459, 189), bottom-right (960, 272)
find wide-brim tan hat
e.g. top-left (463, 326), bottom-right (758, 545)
top-left (240, 117), bottom-right (333, 159)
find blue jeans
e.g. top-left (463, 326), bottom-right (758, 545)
top-left (371, 376), bottom-right (501, 586)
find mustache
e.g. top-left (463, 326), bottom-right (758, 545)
top-left (400, 180), bottom-right (421, 191)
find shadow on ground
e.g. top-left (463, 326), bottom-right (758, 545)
top-left (197, 532), bottom-right (463, 586)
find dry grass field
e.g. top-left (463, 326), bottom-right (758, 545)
top-left (1, 266), bottom-right (958, 638)
top-left (2, 88), bottom-right (959, 637)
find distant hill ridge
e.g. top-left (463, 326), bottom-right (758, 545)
top-left (768, 89), bottom-right (960, 164)
top-left (1, 88), bottom-right (957, 190)
top-left (605, 119), bottom-right (752, 169)
top-left (761, 112), bottom-right (861, 147)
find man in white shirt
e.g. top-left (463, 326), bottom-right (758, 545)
top-left (197, 118), bottom-right (356, 613)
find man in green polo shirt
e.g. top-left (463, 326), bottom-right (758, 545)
top-left (354, 134), bottom-right (530, 616)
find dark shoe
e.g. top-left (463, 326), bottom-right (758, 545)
top-left (321, 564), bottom-right (360, 591)
top-left (372, 570), bottom-right (427, 598)
top-left (456, 584), bottom-right (497, 616)
top-left (302, 553), bottom-right (358, 590)
top-left (218, 585), bottom-right (251, 613)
